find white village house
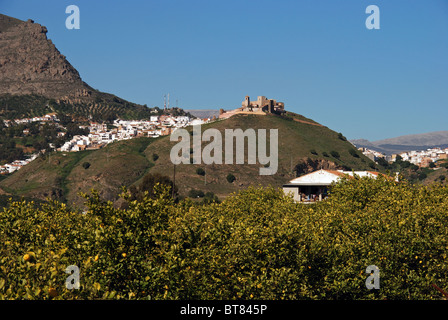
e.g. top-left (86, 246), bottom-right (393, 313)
top-left (282, 169), bottom-right (395, 203)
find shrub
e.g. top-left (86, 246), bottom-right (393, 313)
top-left (338, 132), bottom-right (347, 141)
top-left (152, 153), bottom-right (159, 161)
top-left (376, 157), bottom-right (389, 168)
top-left (128, 172), bottom-right (177, 201)
top-left (401, 161), bottom-right (411, 169)
top-left (330, 150), bottom-right (340, 158)
top-left (310, 149), bottom-right (318, 155)
top-left (82, 162), bottom-right (91, 169)
top-left (322, 152), bottom-right (329, 157)
top-left (188, 189), bottom-right (204, 198)
top-left (201, 192), bottom-right (220, 204)
top-left (226, 173), bottom-right (236, 183)
top-left (348, 148), bottom-right (359, 158)
top-left (196, 168), bottom-right (205, 176)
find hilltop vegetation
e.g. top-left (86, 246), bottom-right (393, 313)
top-left (0, 112), bottom-right (377, 207)
top-left (0, 94), bottom-right (193, 121)
top-left (1, 176), bottom-right (447, 299)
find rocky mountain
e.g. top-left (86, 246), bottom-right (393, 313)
top-left (0, 14), bottom-right (94, 102)
top-left (0, 14), bottom-right (173, 120)
top-left (351, 131), bottom-right (448, 154)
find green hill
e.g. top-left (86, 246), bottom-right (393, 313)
top-left (0, 111), bottom-right (378, 208)
top-left (0, 137), bottom-right (154, 209)
top-left (143, 112), bottom-right (377, 199)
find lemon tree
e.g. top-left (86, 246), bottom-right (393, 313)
top-left (0, 176), bottom-right (447, 300)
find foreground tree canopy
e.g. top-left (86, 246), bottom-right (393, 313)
top-left (0, 175), bottom-right (447, 300)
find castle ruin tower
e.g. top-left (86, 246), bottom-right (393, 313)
top-left (242, 95), bottom-right (250, 109)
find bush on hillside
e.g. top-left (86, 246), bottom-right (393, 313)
top-left (188, 189), bottom-right (204, 198)
top-left (226, 173), bottom-right (236, 183)
top-left (128, 172), bottom-right (177, 202)
top-left (330, 150), bottom-right (340, 158)
top-left (348, 148), bottom-right (359, 158)
top-left (337, 132), bottom-right (347, 141)
top-left (201, 191), bottom-right (219, 205)
top-left (196, 168), bottom-right (205, 176)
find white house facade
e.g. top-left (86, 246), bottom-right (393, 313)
top-left (282, 169), bottom-right (384, 203)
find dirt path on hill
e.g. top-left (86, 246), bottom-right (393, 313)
top-left (293, 118), bottom-right (325, 127)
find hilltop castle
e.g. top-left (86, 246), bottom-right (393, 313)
top-left (240, 96), bottom-right (285, 114)
top-left (218, 95), bottom-right (286, 119)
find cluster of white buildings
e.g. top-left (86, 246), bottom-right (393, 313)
top-left (58, 115), bottom-right (211, 152)
top-left (1, 115), bottom-right (55, 174)
top-left (0, 153), bottom-right (38, 174)
top-left (3, 113), bottom-right (59, 126)
top-left (359, 146), bottom-right (448, 167)
top-left (392, 147), bottom-right (448, 167)
top-left (0, 112), bottom-right (214, 172)
top-left (358, 147), bottom-right (386, 162)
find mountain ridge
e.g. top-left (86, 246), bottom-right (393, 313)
top-left (351, 131), bottom-right (448, 154)
top-left (0, 13), bottom-right (175, 120)
top-left (0, 14), bottom-right (92, 102)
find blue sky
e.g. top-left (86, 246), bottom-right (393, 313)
top-left (1, 0), bottom-right (447, 141)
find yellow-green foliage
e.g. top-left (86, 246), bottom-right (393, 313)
top-left (0, 176), bottom-right (448, 300)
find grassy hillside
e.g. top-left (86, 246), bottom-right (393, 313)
top-left (0, 112), bottom-right (378, 207)
top-left (0, 137), bottom-right (155, 209)
top-left (143, 112), bottom-right (377, 199)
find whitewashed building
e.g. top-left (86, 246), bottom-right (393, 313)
top-left (283, 169), bottom-right (388, 203)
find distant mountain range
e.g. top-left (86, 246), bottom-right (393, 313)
top-left (350, 131), bottom-right (448, 154)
